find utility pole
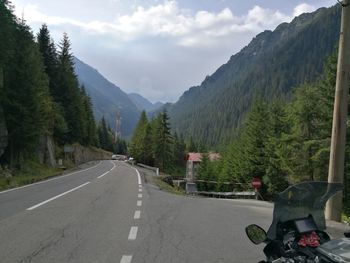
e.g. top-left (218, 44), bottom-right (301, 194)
top-left (326, 0), bottom-right (350, 221)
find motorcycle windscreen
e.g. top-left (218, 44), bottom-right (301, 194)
top-left (267, 182), bottom-right (343, 240)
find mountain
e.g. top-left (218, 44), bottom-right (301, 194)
top-left (73, 57), bottom-right (140, 137)
top-left (128, 93), bottom-right (164, 112)
top-left (166, 5), bottom-right (341, 147)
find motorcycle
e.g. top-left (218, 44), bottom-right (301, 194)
top-left (245, 181), bottom-right (350, 262)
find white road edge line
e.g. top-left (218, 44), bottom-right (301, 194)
top-left (120, 255), bottom-right (133, 263)
top-left (0, 161), bottom-right (102, 195)
top-left (137, 200), bottom-right (142, 207)
top-left (26, 182), bottom-right (91, 211)
top-left (134, 210), bottom-right (141, 219)
top-left (135, 168), bottom-right (142, 185)
top-left (128, 226), bottom-right (138, 240)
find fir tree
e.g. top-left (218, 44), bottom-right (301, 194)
top-left (130, 111), bottom-right (152, 164)
top-left (2, 22), bottom-right (53, 165)
top-left (56, 33), bottom-right (85, 144)
top-left (98, 116), bottom-right (113, 151)
top-left (241, 97), bottom-right (270, 179)
top-left (152, 110), bottom-right (173, 171)
top-left (37, 24), bottom-right (68, 143)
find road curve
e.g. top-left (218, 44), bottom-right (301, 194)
top-left (0, 161), bottom-right (272, 263)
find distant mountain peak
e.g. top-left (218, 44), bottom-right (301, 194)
top-left (128, 93), bottom-right (164, 112)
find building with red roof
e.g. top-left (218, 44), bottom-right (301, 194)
top-left (186, 152), bottom-right (220, 182)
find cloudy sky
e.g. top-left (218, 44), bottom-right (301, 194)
top-left (11, 0), bottom-right (335, 103)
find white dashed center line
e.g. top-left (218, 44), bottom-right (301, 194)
top-left (134, 210), bottom-right (141, 219)
top-left (138, 194), bottom-right (143, 198)
top-left (120, 255), bottom-right (133, 263)
top-left (128, 226), bottom-right (138, 240)
top-left (137, 200), bottom-right (142, 207)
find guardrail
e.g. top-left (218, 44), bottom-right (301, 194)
top-left (185, 182), bottom-right (256, 199)
top-left (137, 163), bottom-right (159, 176)
top-left (197, 191), bottom-right (256, 198)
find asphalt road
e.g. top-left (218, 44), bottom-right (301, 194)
top-left (0, 160), bottom-right (273, 263)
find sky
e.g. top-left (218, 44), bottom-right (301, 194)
top-left (11, 0), bottom-right (336, 103)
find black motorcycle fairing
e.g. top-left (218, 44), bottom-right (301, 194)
top-left (317, 238), bottom-right (350, 262)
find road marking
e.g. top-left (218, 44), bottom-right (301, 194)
top-left (26, 182), bottom-right (91, 210)
top-left (120, 255), bottom-right (133, 263)
top-left (97, 171), bottom-right (109, 179)
top-left (0, 161), bottom-right (101, 195)
top-left (137, 200), bottom-right (142, 207)
top-left (135, 168), bottom-right (142, 185)
top-left (97, 162), bottom-right (116, 179)
top-left (134, 210), bottom-right (141, 219)
top-left (128, 226), bottom-right (138, 240)
top-left (138, 188), bottom-right (142, 192)
top-left (138, 194), bottom-right (142, 198)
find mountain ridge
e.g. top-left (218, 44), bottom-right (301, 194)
top-left (73, 57), bottom-right (140, 137)
top-left (128, 92), bottom-right (164, 112)
top-left (165, 5), bottom-right (340, 146)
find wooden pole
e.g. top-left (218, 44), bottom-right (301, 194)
top-left (326, 0), bottom-right (350, 221)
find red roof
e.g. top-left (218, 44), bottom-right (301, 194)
top-left (187, 152), bottom-right (220, 162)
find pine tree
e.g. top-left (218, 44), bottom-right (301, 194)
top-left (130, 111), bottom-right (151, 163)
top-left (241, 97), bottom-right (270, 180)
top-left (0, 0), bottom-right (15, 68)
top-left (2, 21), bottom-right (53, 165)
top-left (173, 132), bottom-right (186, 166)
top-left (98, 117), bottom-right (112, 151)
top-left (187, 136), bottom-right (197, 152)
top-left (152, 110), bottom-right (173, 171)
top-left (263, 100), bottom-right (289, 196)
top-left (80, 85), bottom-right (97, 146)
top-left (197, 153), bottom-right (212, 191)
top-left (56, 33), bottom-right (85, 144)
top-left (115, 139), bottom-right (128, 155)
top-left (37, 24), bottom-right (67, 143)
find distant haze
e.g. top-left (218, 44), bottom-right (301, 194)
top-left (12, 0), bottom-right (335, 103)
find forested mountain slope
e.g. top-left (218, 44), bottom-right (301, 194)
top-left (74, 57), bottom-right (140, 137)
top-left (166, 5), bottom-right (341, 147)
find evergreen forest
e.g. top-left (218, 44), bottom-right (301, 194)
top-left (195, 53), bottom-right (350, 215)
top-left (0, 1), bottom-right (123, 174)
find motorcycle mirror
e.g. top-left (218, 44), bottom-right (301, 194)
top-left (245, 224), bottom-right (267, 245)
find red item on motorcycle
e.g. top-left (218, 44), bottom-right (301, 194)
top-left (298, 231), bottom-right (320, 247)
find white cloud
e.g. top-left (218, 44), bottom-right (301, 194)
top-left (13, 1), bottom-right (323, 102)
top-left (293, 3), bottom-right (316, 17)
top-left (17, 1), bottom-right (296, 47)
top-left (245, 5), bottom-right (290, 28)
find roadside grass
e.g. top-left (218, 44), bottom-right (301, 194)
top-left (149, 175), bottom-right (185, 195)
top-left (342, 214), bottom-right (350, 225)
top-left (0, 159), bottom-right (63, 191)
